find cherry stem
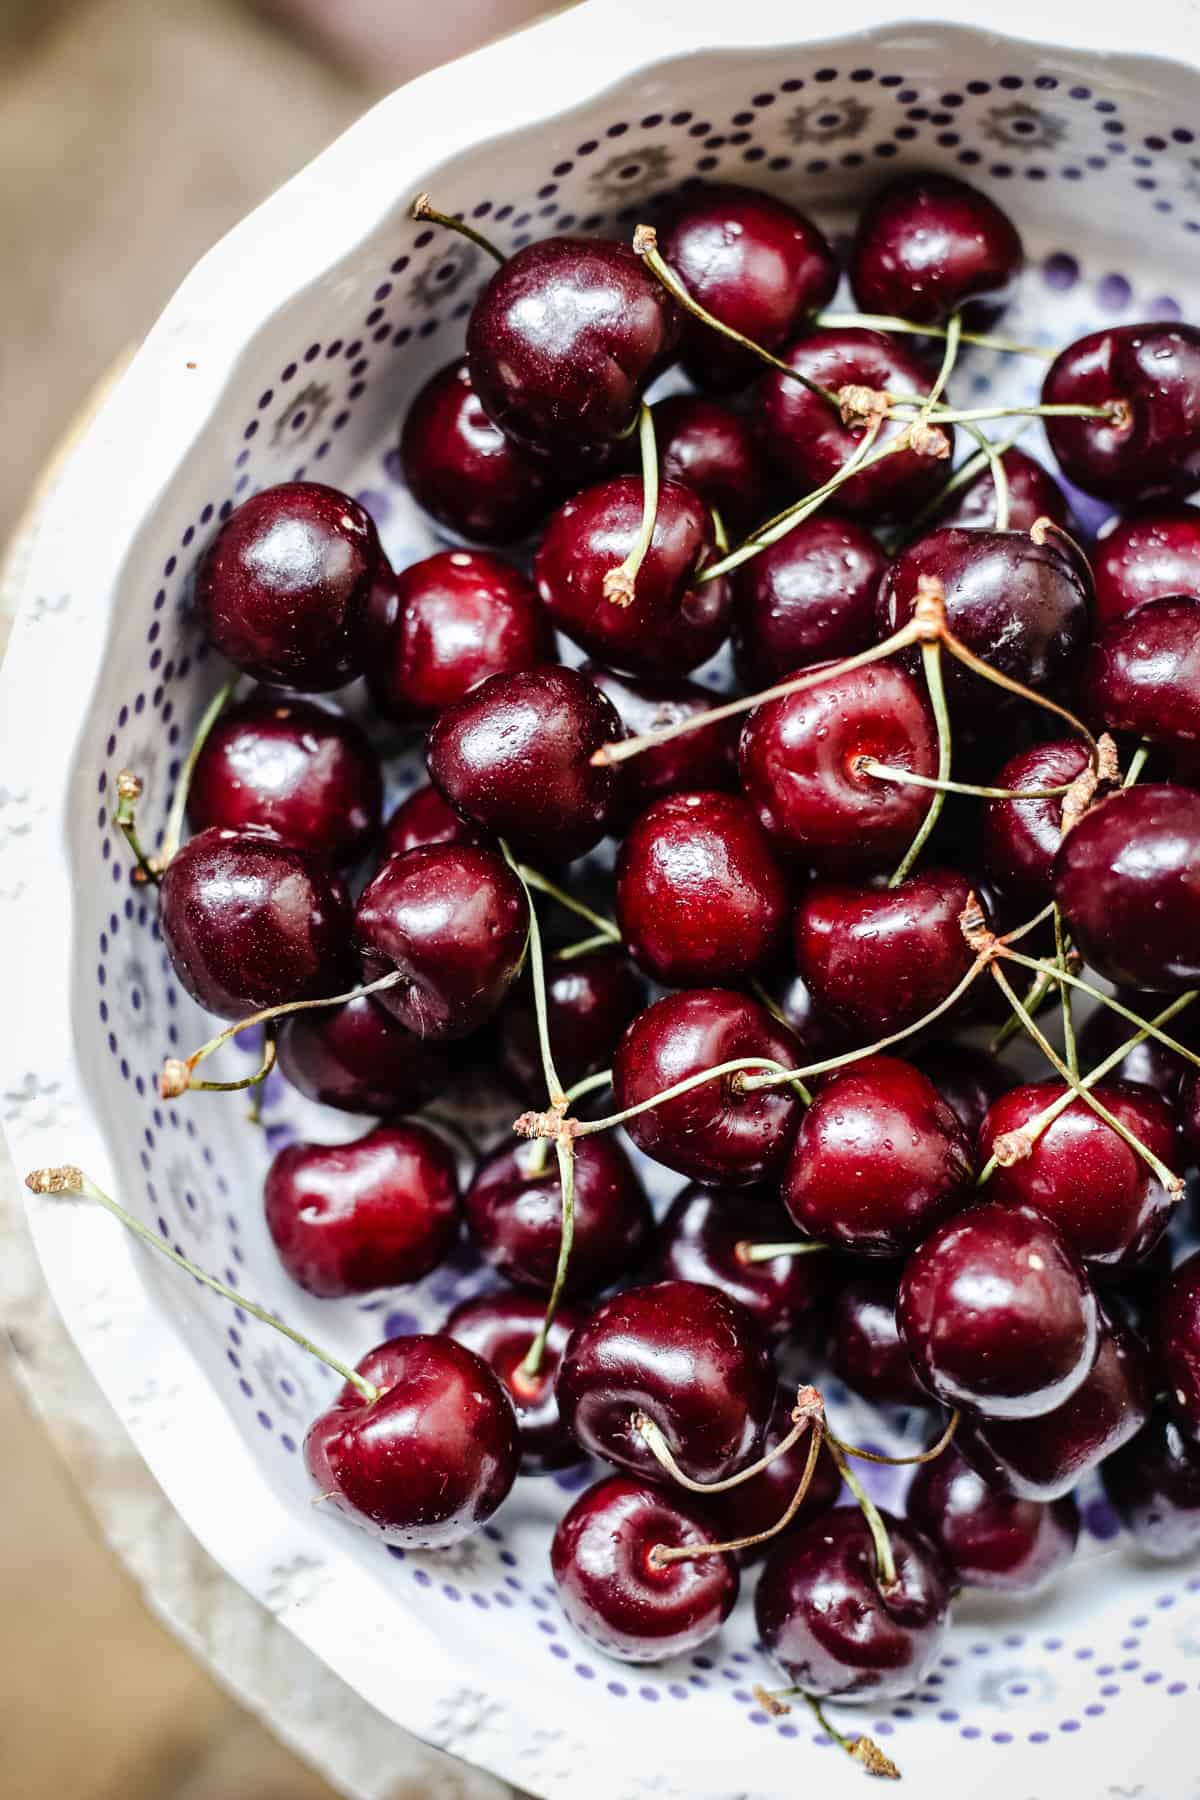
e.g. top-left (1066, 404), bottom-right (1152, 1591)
top-left (832, 1409), bottom-right (960, 1468)
top-left (997, 947), bottom-right (1200, 1071)
top-left (735, 1238), bottom-right (831, 1265)
top-left (526, 1068), bottom-right (611, 1176)
top-left (648, 1421), bottom-right (826, 1567)
top-left (188, 1023), bottom-right (278, 1095)
top-left (24, 1166), bottom-right (380, 1402)
top-left (158, 671), bottom-right (241, 869)
top-left (1054, 906), bottom-right (1079, 1081)
top-left (603, 403), bottom-right (659, 605)
top-left (926, 400), bottom-right (1123, 427)
top-left (1031, 513), bottom-right (1093, 579)
top-left (1124, 740), bottom-right (1151, 787)
top-left (828, 1439), bottom-right (898, 1594)
top-left (860, 761), bottom-right (1072, 802)
top-left (517, 1135), bottom-right (576, 1381)
top-left (410, 193), bottom-right (506, 265)
top-left (501, 842), bottom-right (566, 1109)
top-left (553, 930), bottom-right (619, 962)
top-left (920, 309), bottom-right (962, 419)
top-left (710, 506), bottom-right (729, 556)
top-left (816, 307), bottom-right (1054, 360)
top-left (633, 1385), bottom-right (825, 1494)
top-left (518, 865), bottom-right (620, 946)
top-left (907, 421), bottom-right (1027, 538)
top-left (939, 625), bottom-right (1097, 755)
top-left (888, 638), bottom-right (950, 888)
top-left (114, 771), bottom-right (160, 886)
top-left (566, 1054), bottom-right (807, 1141)
top-left (961, 422), bottom-right (1012, 533)
top-left (798, 1693), bottom-right (902, 1781)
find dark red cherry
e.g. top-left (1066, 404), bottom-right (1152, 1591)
top-left (897, 1201), bottom-right (1099, 1419)
top-left (159, 826), bottom-right (351, 1020)
top-left (634, 393), bottom-right (769, 533)
top-left (738, 661), bottom-right (937, 872)
top-left (1084, 595), bottom-right (1200, 756)
top-left (399, 359), bottom-right (554, 544)
top-left (906, 1445), bottom-right (1078, 1594)
top-left (551, 1474), bottom-right (738, 1660)
top-left (498, 949), bottom-right (646, 1097)
top-left (615, 791), bottom-right (788, 986)
top-left (1183, 1072), bottom-right (1200, 1163)
top-left (769, 969), bottom-right (851, 1060)
top-left (1053, 785), bottom-right (1200, 992)
top-left (466, 238), bottom-right (678, 464)
top-left (1102, 1410), bottom-right (1200, 1558)
top-left (981, 739), bottom-right (1090, 912)
top-left (585, 664), bottom-right (739, 823)
top-left (426, 665), bottom-right (621, 862)
top-left (957, 1308), bottom-right (1150, 1500)
top-left (464, 1135), bottom-right (652, 1297)
top-left (264, 1121), bottom-right (459, 1298)
top-left (783, 1056), bottom-right (972, 1259)
top-left (353, 844), bottom-right (527, 1039)
top-left (534, 478), bottom-right (731, 678)
top-left (912, 1041), bottom-right (1015, 1144)
top-left (1043, 322), bottom-right (1200, 503)
top-left (557, 1279), bottom-right (775, 1483)
top-left (703, 1387), bottom-right (841, 1562)
top-left (655, 1186), bottom-right (827, 1343)
top-left (379, 782), bottom-right (489, 860)
top-left (303, 1334), bottom-right (518, 1546)
top-left (276, 993), bottom-right (449, 1116)
top-left (849, 172), bottom-right (1023, 325)
top-left (756, 1508), bottom-right (950, 1700)
top-left (731, 513), bottom-right (887, 689)
top-left (443, 1291), bottom-right (585, 1471)
top-left (756, 328), bottom-right (954, 519)
top-left (197, 482), bottom-right (380, 690)
top-left (611, 989), bottom-right (803, 1187)
top-left (877, 526), bottom-right (1091, 700)
top-left (1154, 1250), bottom-right (1200, 1442)
top-left (1093, 502), bottom-right (1200, 628)
top-left (932, 447), bottom-right (1070, 533)
top-left (828, 1269), bottom-right (926, 1406)
top-left (979, 1080), bottom-right (1178, 1269)
top-left (187, 691), bottom-right (382, 870)
top-left (793, 869), bottom-right (976, 1041)
top-left (657, 181), bottom-right (837, 392)
top-left (1078, 992), bottom-right (1200, 1102)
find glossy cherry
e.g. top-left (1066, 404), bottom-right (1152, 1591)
top-left (906, 1446), bottom-right (1079, 1594)
top-left (932, 446), bottom-right (1070, 533)
top-left (738, 661), bottom-right (937, 872)
top-left (303, 1334), bottom-right (518, 1546)
top-left (703, 1387), bottom-right (841, 1562)
top-left (1092, 502), bottom-right (1200, 628)
top-left (1042, 322), bottom-right (1200, 502)
top-left (756, 1508), bottom-right (951, 1700)
top-left (556, 1278), bottom-right (775, 1484)
top-left (657, 180), bottom-right (838, 392)
top-left (197, 482), bottom-right (381, 691)
top-left (633, 393), bottom-right (769, 534)
top-left (498, 949), bottom-right (646, 1097)
top-left (611, 989), bottom-right (803, 1187)
top-left (849, 171), bottom-right (1023, 325)
top-left (1053, 785), bottom-right (1200, 992)
top-left (731, 512), bottom-right (888, 689)
top-left (897, 1201), bottom-right (1099, 1419)
top-left (399, 358), bottom-right (554, 544)
top-left (353, 844), bottom-right (527, 1039)
top-left (276, 993), bottom-right (449, 1116)
top-left (159, 826), bottom-right (352, 1020)
top-left (981, 739), bottom-right (1090, 912)
top-left (533, 477), bottom-right (731, 678)
top-left (466, 237), bottom-right (678, 465)
top-left (1077, 992), bottom-right (1200, 1103)
top-left (1083, 595), bottom-right (1200, 756)
top-left (1101, 1410), bottom-right (1200, 1559)
top-left (426, 665), bottom-right (621, 862)
top-left (551, 1474), bottom-right (739, 1661)
top-left (1153, 1250), bottom-right (1200, 1443)
top-left (655, 1186), bottom-right (827, 1343)
top-left (585, 664), bottom-right (739, 823)
top-left (443, 1291), bottom-right (585, 1471)
top-left (379, 782), bottom-right (489, 860)
top-left (1182, 1072), bottom-right (1200, 1163)
top-left (828, 1268), bottom-right (927, 1407)
top-left (912, 1041), bottom-right (1015, 1144)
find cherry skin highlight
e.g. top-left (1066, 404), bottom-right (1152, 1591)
top-left (399, 358), bottom-right (555, 545)
top-left (828, 1268), bottom-right (927, 1407)
top-left (444, 1291), bottom-right (585, 1472)
top-left (498, 949), bottom-right (645, 1097)
top-left (276, 993), bottom-right (449, 1116)
top-left (1084, 595), bottom-right (1200, 757)
top-left (1042, 322), bottom-right (1200, 503)
top-left (1102, 1411), bottom-right (1200, 1559)
top-left (1092, 501), bottom-right (1200, 628)
top-left (635, 393), bottom-right (769, 534)
top-left (849, 171), bottom-right (1023, 325)
top-left (703, 1387), bottom-right (841, 1563)
top-left (655, 1185), bottom-right (828, 1344)
top-left (731, 512), bottom-right (888, 689)
top-left (981, 739), bottom-right (1091, 913)
top-left (906, 1445), bottom-right (1079, 1594)
top-left (932, 446), bottom-right (1070, 533)
top-left (585, 664), bottom-right (739, 824)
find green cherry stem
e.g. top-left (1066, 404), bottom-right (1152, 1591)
top-left (997, 948), bottom-right (1200, 1069)
top-left (827, 1438), bottom-right (898, 1594)
top-left (188, 1023), bottom-right (278, 1095)
top-left (735, 1239), bottom-right (830, 1265)
top-left (410, 193), bottom-right (506, 264)
top-left (603, 403), bottom-right (659, 605)
top-left (517, 1135), bottom-right (576, 1379)
top-left (525, 1068), bottom-right (612, 1177)
top-left (832, 1408), bottom-right (960, 1468)
top-left (517, 865), bottom-right (621, 945)
top-left (939, 626), bottom-right (1098, 755)
top-left (1124, 739), bottom-right (1152, 787)
top-left (959, 422), bottom-right (1012, 532)
top-left (1054, 907), bottom-right (1079, 1081)
top-left (158, 671), bottom-right (241, 869)
top-left (919, 310), bottom-right (962, 418)
top-left (114, 771), bottom-right (160, 886)
top-left (548, 1055), bottom-right (809, 1141)
top-left (649, 1420), bottom-right (827, 1567)
top-left (633, 1385), bottom-right (825, 1495)
top-left (859, 761), bottom-right (1073, 802)
top-left (906, 422), bottom-right (1028, 537)
top-left (815, 308), bottom-right (1054, 360)
top-left (888, 638), bottom-right (950, 888)
top-left (798, 1693), bottom-right (902, 1781)
top-left (553, 931), bottom-right (620, 962)
top-left (502, 842), bottom-right (566, 1109)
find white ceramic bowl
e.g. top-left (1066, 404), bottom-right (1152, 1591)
top-left (6, 4), bottom-right (1200, 1795)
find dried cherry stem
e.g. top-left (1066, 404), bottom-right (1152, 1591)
top-left (939, 626), bottom-right (1097, 755)
top-left (735, 1239), bottom-right (831, 1265)
top-left (157, 671), bottom-right (241, 869)
top-left (525, 1069), bottom-right (612, 1176)
top-left (25, 1166), bottom-right (380, 1402)
top-left (859, 762), bottom-right (1072, 802)
top-left (908, 422), bottom-right (1027, 536)
top-left (795, 1692), bottom-right (902, 1782)
top-left (603, 403), bottom-right (659, 605)
top-left (517, 865), bottom-right (620, 947)
top-left (648, 1420), bottom-right (826, 1567)
top-left (517, 1136), bottom-right (576, 1380)
top-left (832, 1409), bottom-right (960, 1468)
top-left (997, 948), bottom-right (1200, 1071)
top-left (816, 307), bottom-right (1053, 360)
top-left (1054, 907), bottom-right (1079, 1081)
top-left (410, 193), bottom-right (506, 265)
top-left (188, 1023), bottom-right (278, 1095)
top-left (114, 771), bottom-right (159, 886)
top-left (888, 637), bottom-right (950, 888)
top-left (634, 1385), bottom-right (826, 1494)
top-left (828, 1440), bottom-right (898, 1594)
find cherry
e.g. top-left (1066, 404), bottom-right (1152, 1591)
top-left (632, 393), bottom-right (769, 534)
top-left (304, 1334), bottom-right (518, 1546)
top-left (159, 826), bottom-right (352, 1020)
top-left (556, 1278), bottom-right (775, 1484)
top-left (399, 358), bottom-right (554, 544)
top-left (464, 1135), bottom-right (652, 1297)
top-left (756, 1507), bottom-right (950, 1700)
top-left (657, 181), bottom-right (837, 392)
top-left (1053, 784), bottom-right (1200, 992)
top-left (877, 525), bottom-right (1091, 701)
top-left (1083, 595), bottom-right (1200, 757)
top-left (828, 1269), bottom-right (927, 1407)
top-left (277, 994), bottom-right (449, 1115)
top-left (426, 665), bottom-right (621, 862)
top-left (979, 1080), bottom-right (1178, 1269)
top-left (1101, 1411), bottom-right (1200, 1559)
top-left (756, 328), bottom-right (953, 519)
top-left (912, 1041), bottom-right (1015, 1144)
top-left (655, 1186), bottom-right (827, 1343)
top-left (1153, 1249), bottom-right (1200, 1443)
top-left (444, 1291), bottom-right (585, 1471)
top-left (611, 989), bottom-right (803, 1187)
top-left (897, 1201), bottom-right (1099, 1419)
top-left (585, 664), bottom-right (739, 822)
top-left (1093, 502), bottom-right (1200, 628)
top-left (906, 1445), bottom-right (1079, 1594)
top-left (956, 1307), bottom-right (1150, 1501)
top-left (769, 969), bottom-right (851, 1060)
top-left (466, 238), bottom-right (678, 465)
top-left (738, 661), bottom-right (937, 872)
top-left (731, 513), bottom-right (888, 689)
top-left (932, 446), bottom-right (1070, 533)
top-left (498, 949), bottom-right (646, 1097)
top-left (981, 739), bottom-right (1091, 913)
top-left (353, 844), bottom-right (527, 1039)
top-left (703, 1387), bottom-right (841, 1562)
top-left (197, 482), bottom-right (381, 691)
top-left (849, 171), bottom-right (1023, 325)
top-left (615, 791), bottom-right (788, 986)
top-left (264, 1121), bottom-right (459, 1298)
top-left (1077, 992), bottom-right (1200, 1102)
top-left (186, 691), bottom-right (382, 870)
top-left (1182, 1072), bottom-right (1200, 1163)
top-left (551, 1474), bottom-right (739, 1661)
top-left (380, 782), bottom-right (489, 860)
top-left (793, 869), bottom-right (976, 1041)
top-left (533, 477), bottom-right (731, 678)
top-left (1042, 322), bottom-right (1200, 503)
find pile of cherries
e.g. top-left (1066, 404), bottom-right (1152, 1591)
top-left (30, 167), bottom-right (1200, 1774)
